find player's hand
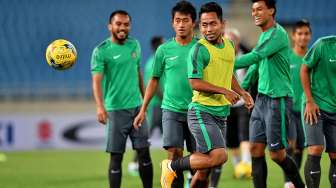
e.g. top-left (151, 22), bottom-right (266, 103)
top-left (96, 106), bottom-right (108, 125)
top-left (223, 89), bottom-right (240, 104)
top-left (241, 91), bottom-right (254, 110)
top-left (304, 101), bottom-right (320, 125)
top-left (133, 110), bottom-right (146, 130)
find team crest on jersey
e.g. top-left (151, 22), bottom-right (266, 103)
top-left (131, 52), bottom-right (137, 59)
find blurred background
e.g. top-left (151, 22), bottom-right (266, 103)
top-left (1, 0), bottom-right (335, 150)
top-left (0, 0), bottom-right (335, 187)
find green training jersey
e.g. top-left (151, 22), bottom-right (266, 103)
top-left (187, 38), bottom-right (235, 117)
top-left (152, 38), bottom-right (197, 113)
top-left (289, 50), bottom-right (304, 112)
top-left (144, 55), bottom-right (162, 106)
top-left (303, 35), bottom-right (336, 113)
top-left (235, 23), bottom-right (292, 98)
top-left (91, 37), bottom-right (142, 111)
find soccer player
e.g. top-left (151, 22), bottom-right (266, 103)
top-left (301, 35), bottom-right (336, 188)
top-left (159, 2), bottom-right (254, 188)
top-left (234, 0), bottom-right (306, 187)
top-left (91, 10), bottom-right (153, 188)
top-left (284, 20), bottom-right (312, 188)
top-left (133, 1), bottom-right (197, 187)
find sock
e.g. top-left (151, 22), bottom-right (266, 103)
top-left (209, 165), bottom-right (222, 188)
top-left (170, 155), bottom-right (191, 171)
top-left (137, 148), bottom-right (153, 188)
top-left (232, 155), bottom-right (241, 166)
top-left (108, 153), bottom-right (123, 188)
top-left (172, 170), bottom-right (184, 188)
top-left (242, 149), bottom-right (251, 164)
top-left (294, 150), bottom-right (303, 169)
top-left (329, 158), bottom-right (336, 188)
top-left (284, 147), bottom-right (294, 182)
top-left (304, 155), bottom-right (321, 188)
top-left (252, 156), bottom-right (267, 188)
top-left (277, 155), bottom-right (304, 188)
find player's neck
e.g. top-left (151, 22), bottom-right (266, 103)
top-left (260, 19), bottom-right (275, 32)
top-left (293, 45), bottom-right (308, 57)
top-left (175, 35), bottom-right (193, 45)
top-left (111, 36), bottom-right (126, 45)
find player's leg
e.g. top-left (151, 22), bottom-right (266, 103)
top-left (130, 107), bottom-right (153, 188)
top-left (161, 109), bottom-right (228, 188)
top-left (162, 109), bottom-right (188, 188)
top-left (249, 94), bottom-right (267, 188)
top-left (237, 106), bottom-right (251, 165)
top-left (222, 107), bottom-right (239, 182)
top-left (323, 110), bottom-right (336, 187)
top-left (303, 106), bottom-right (325, 188)
top-left (189, 108), bottom-right (227, 188)
top-left (294, 111), bottom-right (305, 169)
top-left (106, 110), bottom-right (131, 188)
top-left (266, 97), bottom-right (304, 188)
top-left (209, 166), bottom-right (222, 187)
top-left (284, 106), bottom-right (298, 187)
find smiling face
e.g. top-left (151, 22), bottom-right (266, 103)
top-left (108, 13), bottom-right (131, 43)
top-left (292, 26), bottom-right (311, 49)
top-left (251, 1), bottom-right (274, 28)
top-left (199, 12), bottom-right (224, 43)
top-left (172, 12), bottom-right (195, 39)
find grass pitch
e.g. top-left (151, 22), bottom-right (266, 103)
top-left (0, 149), bottom-right (331, 188)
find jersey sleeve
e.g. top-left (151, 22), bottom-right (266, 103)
top-left (90, 47), bottom-right (105, 74)
top-left (234, 51), bottom-right (261, 69)
top-left (135, 40), bottom-right (141, 68)
top-left (253, 29), bottom-right (288, 59)
top-left (151, 45), bottom-right (165, 77)
top-left (241, 63), bottom-right (259, 90)
top-left (187, 43), bottom-right (209, 79)
top-left (303, 40), bottom-right (321, 68)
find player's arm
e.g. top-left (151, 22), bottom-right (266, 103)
top-left (241, 64), bottom-right (259, 90)
top-left (231, 75), bottom-right (254, 110)
top-left (138, 68), bottom-right (145, 98)
top-left (133, 46), bottom-right (164, 129)
top-left (234, 52), bottom-right (261, 69)
top-left (92, 73), bottom-right (107, 125)
top-left (188, 43), bottom-right (240, 104)
top-left (235, 30), bottom-right (287, 69)
top-left (91, 47), bottom-right (107, 125)
top-left (301, 41), bottom-right (321, 125)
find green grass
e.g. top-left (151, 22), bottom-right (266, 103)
top-left (0, 149), bottom-right (331, 188)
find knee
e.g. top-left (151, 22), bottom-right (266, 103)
top-left (329, 152), bottom-right (336, 160)
top-left (250, 143), bottom-right (265, 157)
top-left (167, 148), bottom-right (183, 160)
top-left (209, 150), bottom-right (227, 167)
top-left (308, 145), bottom-right (324, 156)
top-left (136, 147), bottom-right (152, 164)
top-left (269, 150), bottom-right (286, 163)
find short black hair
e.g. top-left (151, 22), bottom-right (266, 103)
top-left (252, 0), bottom-right (277, 17)
top-left (171, 0), bottom-right (197, 22)
top-left (109, 10), bottom-right (131, 23)
top-left (150, 36), bottom-right (164, 51)
top-left (293, 19), bottom-right (312, 33)
top-left (199, 2), bottom-right (223, 21)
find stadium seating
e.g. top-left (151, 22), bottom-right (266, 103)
top-left (277, 0), bottom-right (336, 44)
top-left (0, 0), bottom-right (230, 100)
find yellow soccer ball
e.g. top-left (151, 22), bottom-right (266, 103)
top-left (45, 39), bottom-right (77, 70)
top-left (234, 161), bottom-right (252, 179)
